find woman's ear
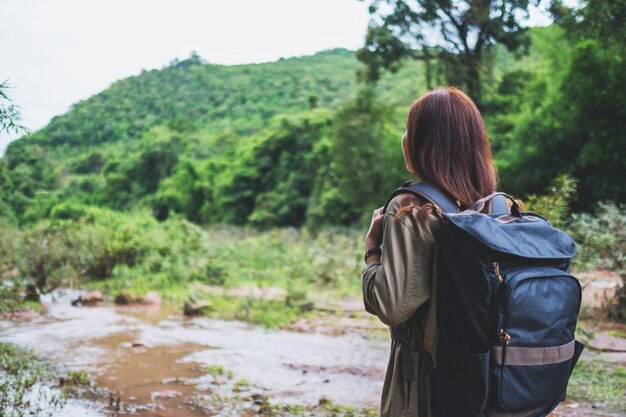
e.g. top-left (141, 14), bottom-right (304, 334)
top-left (402, 132), bottom-right (416, 174)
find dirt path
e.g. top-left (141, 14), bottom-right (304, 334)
top-left (1, 285), bottom-right (624, 416)
top-left (0, 290), bottom-right (387, 416)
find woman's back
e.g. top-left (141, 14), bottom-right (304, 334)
top-left (362, 193), bottom-right (440, 417)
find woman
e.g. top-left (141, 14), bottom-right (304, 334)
top-left (361, 86), bottom-right (498, 417)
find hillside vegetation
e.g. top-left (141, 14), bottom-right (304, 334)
top-left (0, 21), bottom-right (624, 320)
top-left (0, 48), bottom-right (429, 228)
top-left (4, 26), bottom-right (611, 230)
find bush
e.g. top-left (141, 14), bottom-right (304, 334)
top-left (567, 202), bottom-right (626, 321)
top-left (567, 357), bottom-right (626, 411)
top-left (521, 176), bottom-right (626, 321)
top-left (567, 202), bottom-right (626, 272)
top-left (523, 174), bottom-right (577, 229)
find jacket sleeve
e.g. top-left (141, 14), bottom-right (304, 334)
top-left (362, 199), bottom-right (436, 327)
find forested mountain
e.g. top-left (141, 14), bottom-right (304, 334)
top-left (30, 49), bottom-right (423, 149)
top-left (1, 24), bottom-right (623, 230)
top-left (36, 49), bottom-right (358, 148)
top-left (0, 48), bottom-right (424, 226)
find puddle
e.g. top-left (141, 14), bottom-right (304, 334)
top-left (0, 290), bottom-right (388, 416)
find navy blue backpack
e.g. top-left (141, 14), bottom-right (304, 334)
top-left (384, 182), bottom-right (584, 417)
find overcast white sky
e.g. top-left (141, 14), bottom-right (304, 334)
top-left (0, 0), bottom-right (371, 150)
top-left (0, 0), bottom-right (558, 152)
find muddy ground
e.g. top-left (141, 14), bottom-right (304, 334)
top-left (1, 271), bottom-right (625, 416)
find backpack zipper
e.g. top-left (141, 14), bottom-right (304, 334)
top-left (499, 329), bottom-right (511, 367)
top-left (499, 329), bottom-right (511, 345)
top-left (493, 263), bottom-right (509, 346)
top-left (492, 262), bottom-right (507, 350)
top-left (492, 262), bottom-right (504, 283)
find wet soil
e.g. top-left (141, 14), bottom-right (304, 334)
top-left (1, 282), bottom-right (625, 416)
top-left (0, 290), bottom-right (387, 416)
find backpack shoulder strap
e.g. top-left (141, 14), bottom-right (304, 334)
top-left (491, 194), bottom-right (509, 215)
top-left (383, 181), bottom-right (458, 214)
top-left (383, 181), bottom-right (511, 215)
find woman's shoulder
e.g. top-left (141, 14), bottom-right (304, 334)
top-left (385, 192), bottom-right (441, 233)
top-left (385, 193), bottom-right (422, 216)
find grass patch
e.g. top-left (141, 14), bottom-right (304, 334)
top-left (85, 226), bottom-right (362, 328)
top-left (89, 279), bottom-right (313, 328)
top-left (0, 287), bottom-right (43, 314)
top-left (232, 378), bottom-right (251, 392)
top-left (276, 396), bottom-right (378, 417)
top-left (606, 330), bottom-right (626, 339)
top-left (197, 294), bottom-right (308, 328)
top-left (568, 357), bottom-right (626, 411)
top-left (205, 364), bottom-right (234, 379)
top-left (2, 223), bottom-right (369, 329)
top-left (0, 343), bottom-right (65, 417)
top-left (64, 370), bottom-right (91, 386)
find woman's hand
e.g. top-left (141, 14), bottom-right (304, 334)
top-left (365, 206), bottom-right (385, 250)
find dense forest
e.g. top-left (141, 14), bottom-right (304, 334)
top-left (0, 48), bottom-right (417, 228)
top-left (2, 27), bottom-right (623, 230)
top-left (0, 0), bottom-right (624, 313)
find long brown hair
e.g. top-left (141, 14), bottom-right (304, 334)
top-left (399, 87), bottom-right (497, 222)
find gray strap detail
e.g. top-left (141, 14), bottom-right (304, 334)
top-left (384, 183), bottom-right (516, 217)
top-left (494, 214), bottom-right (520, 224)
top-left (492, 340), bottom-right (576, 366)
top-left (467, 192), bottom-right (520, 215)
top-left (494, 214), bottom-right (544, 224)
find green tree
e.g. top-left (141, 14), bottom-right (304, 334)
top-left (0, 141), bottom-right (58, 223)
top-left (550, 0), bottom-right (626, 45)
top-left (357, 0), bottom-right (545, 105)
top-left (101, 136), bottom-right (182, 209)
top-left (500, 1), bottom-right (626, 207)
top-left (327, 88), bottom-right (402, 224)
top-left (212, 112), bottom-right (332, 227)
top-left (0, 80), bottom-right (25, 135)
top-left (152, 158), bottom-right (213, 222)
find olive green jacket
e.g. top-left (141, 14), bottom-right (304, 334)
top-left (362, 194), bottom-right (440, 417)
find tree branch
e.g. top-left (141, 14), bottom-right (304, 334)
top-left (437, 3), bottom-right (471, 52)
top-left (439, 21), bottom-right (464, 53)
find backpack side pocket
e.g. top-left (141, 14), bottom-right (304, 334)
top-left (434, 342), bottom-right (490, 417)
